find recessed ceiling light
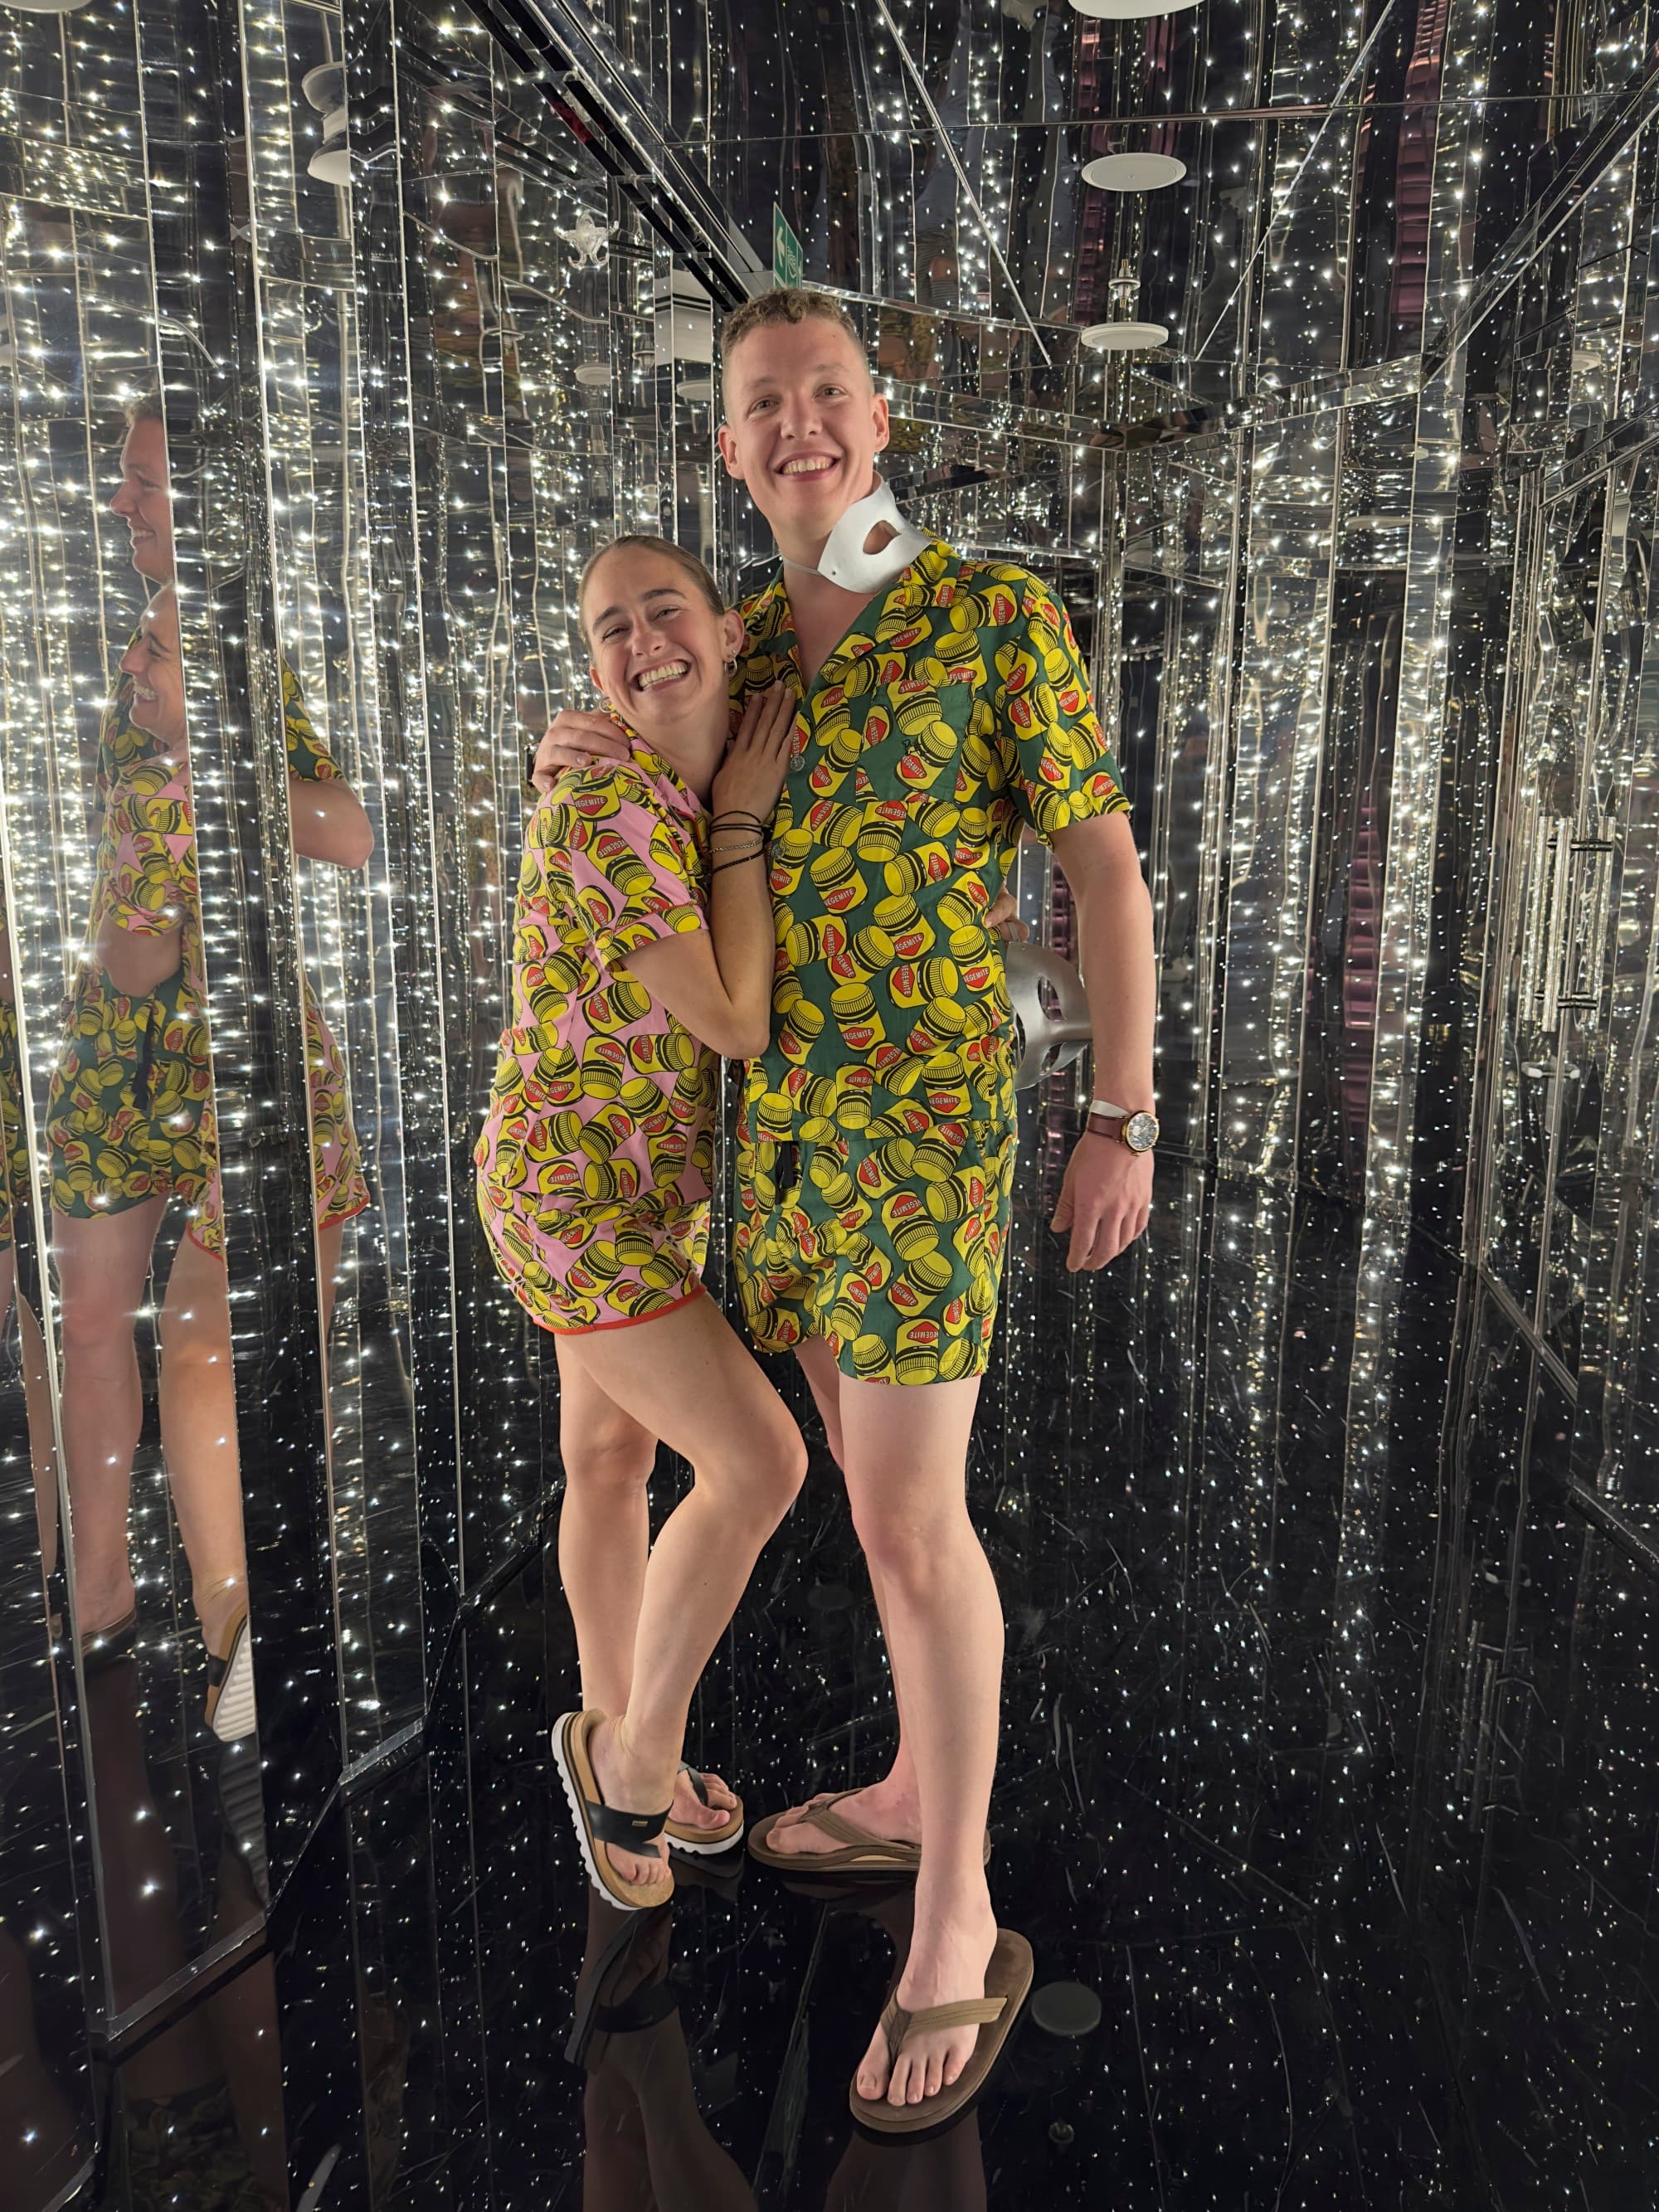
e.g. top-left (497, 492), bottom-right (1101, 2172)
top-left (1082, 153), bottom-right (1188, 191)
top-left (1069, 0), bottom-right (1200, 17)
top-left (3, 0), bottom-right (97, 13)
top-left (574, 363), bottom-right (611, 388)
top-left (1080, 321), bottom-right (1170, 351)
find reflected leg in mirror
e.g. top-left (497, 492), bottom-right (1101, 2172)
top-left (51, 1197), bottom-right (168, 1646)
top-left (0, 923), bottom-right (56, 1588)
top-left (572, 1891), bottom-right (755, 2212)
top-left (84, 1658), bottom-right (274, 2196)
top-left (0, 1928), bottom-right (85, 2210)
top-left (204, 1863), bottom-right (287, 2210)
top-left (158, 1226), bottom-right (253, 1739)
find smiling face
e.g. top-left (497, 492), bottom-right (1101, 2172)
top-left (716, 317), bottom-right (888, 562)
top-left (582, 546), bottom-right (745, 750)
top-left (109, 416), bottom-right (174, 583)
top-left (119, 587), bottom-right (187, 752)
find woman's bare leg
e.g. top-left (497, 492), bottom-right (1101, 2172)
top-left (555, 1354), bottom-right (742, 1838)
top-left (156, 1229), bottom-right (246, 1655)
top-left (51, 1198), bottom-right (168, 1633)
top-left (554, 1353), bottom-right (657, 1719)
top-left (557, 1293), bottom-right (805, 1892)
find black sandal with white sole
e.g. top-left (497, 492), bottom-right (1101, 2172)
top-left (552, 1709), bottom-right (676, 1913)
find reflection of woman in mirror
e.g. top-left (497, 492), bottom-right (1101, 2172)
top-left (44, 393), bottom-right (374, 1742)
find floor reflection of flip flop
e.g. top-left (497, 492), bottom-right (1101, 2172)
top-left (830, 2103), bottom-right (988, 2205)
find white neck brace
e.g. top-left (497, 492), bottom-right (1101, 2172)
top-left (782, 477), bottom-right (930, 596)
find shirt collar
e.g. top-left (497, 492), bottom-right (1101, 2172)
top-left (747, 538), bottom-right (957, 680)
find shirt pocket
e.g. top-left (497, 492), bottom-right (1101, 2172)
top-left (887, 675), bottom-right (969, 799)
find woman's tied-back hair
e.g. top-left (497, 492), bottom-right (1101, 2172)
top-left (718, 285), bottom-right (865, 371)
top-left (577, 536), bottom-right (725, 647)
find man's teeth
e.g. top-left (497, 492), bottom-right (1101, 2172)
top-left (781, 457), bottom-right (836, 475)
top-left (637, 662), bottom-right (690, 690)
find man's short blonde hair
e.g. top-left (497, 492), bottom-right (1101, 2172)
top-left (719, 286), bottom-right (868, 375)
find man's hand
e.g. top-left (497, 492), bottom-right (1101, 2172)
top-left (1051, 1133), bottom-right (1152, 1271)
top-left (528, 707), bottom-right (631, 793)
top-left (987, 888), bottom-right (1026, 941)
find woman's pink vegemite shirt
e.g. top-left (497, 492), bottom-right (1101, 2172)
top-left (474, 741), bottom-right (718, 1333)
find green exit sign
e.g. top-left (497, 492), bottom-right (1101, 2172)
top-left (772, 202), bottom-right (804, 288)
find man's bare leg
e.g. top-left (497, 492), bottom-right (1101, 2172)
top-left (761, 1337), bottom-right (922, 1852)
top-left (786, 1369), bottom-right (1005, 2107)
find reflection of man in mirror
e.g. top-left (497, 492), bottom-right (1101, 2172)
top-left (43, 391), bottom-right (374, 1740)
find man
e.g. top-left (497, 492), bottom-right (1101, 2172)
top-left (533, 288), bottom-right (1156, 2124)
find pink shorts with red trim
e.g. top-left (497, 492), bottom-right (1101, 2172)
top-left (475, 1176), bottom-right (711, 1335)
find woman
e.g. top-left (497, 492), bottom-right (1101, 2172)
top-left (476, 535), bottom-right (805, 1911)
top-left (47, 576), bottom-right (372, 1738)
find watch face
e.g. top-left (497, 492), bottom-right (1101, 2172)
top-left (1125, 1111), bottom-right (1159, 1152)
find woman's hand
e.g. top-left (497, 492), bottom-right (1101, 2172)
top-left (711, 685), bottom-right (795, 825)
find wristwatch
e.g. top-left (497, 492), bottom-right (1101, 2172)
top-left (1086, 1096), bottom-right (1159, 1154)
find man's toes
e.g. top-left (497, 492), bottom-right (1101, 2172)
top-left (923, 2050), bottom-right (944, 2098)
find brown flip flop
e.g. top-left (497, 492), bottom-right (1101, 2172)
top-left (747, 1790), bottom-right (991, 1876)
top-left (663, 1761), bottom-right (745, 1855)
top-left (849, 1928), bottom-right (1034, 2135)
top-left (552, 1710), bottom-right (676, 1913)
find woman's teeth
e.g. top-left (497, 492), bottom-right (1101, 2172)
top-left (636, 661), bottom-right (690, 692)
top-left (781, 457), bottom-right (836, 475)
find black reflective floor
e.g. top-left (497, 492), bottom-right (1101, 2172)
top-left (73, 1157), bottom-right (1659, 2207)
